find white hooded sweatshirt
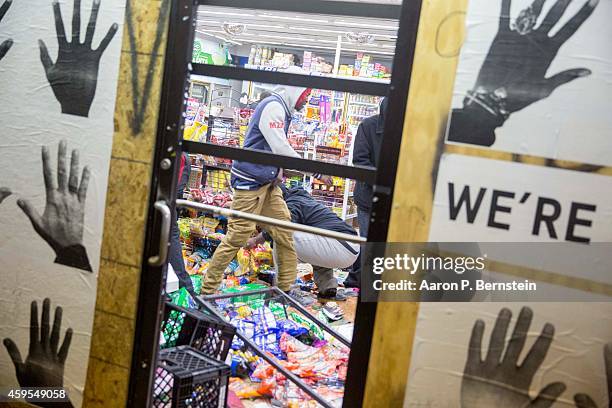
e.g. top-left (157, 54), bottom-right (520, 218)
top-left (257, 66), bottom-right (308, 158)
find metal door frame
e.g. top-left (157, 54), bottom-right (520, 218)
top-left (128, 0), bottom-right (423, 406)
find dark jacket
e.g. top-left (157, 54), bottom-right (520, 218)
top-left (231, 94), bottom-right (290, 187)
top-left (352, 98), bottom-right (387, 210)
top-left (280, 186), bottom-right (357, 236)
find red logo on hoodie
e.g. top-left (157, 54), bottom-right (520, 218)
top-left (269, 121), bottom-right (285, 129)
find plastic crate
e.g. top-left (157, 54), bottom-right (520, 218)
top-left (153, 346), bottom-right (230, 408)
top-left (160, 302), bottom-right (235, 361)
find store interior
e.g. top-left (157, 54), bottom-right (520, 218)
top-left (156, 5), bottom-right (398, 408)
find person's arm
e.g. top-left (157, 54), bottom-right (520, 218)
top-left (352, 123), bottom-right (375, 167)
top-left (246, 232), bottom-right (266, 248)
top-left (259, 101), bottom-right (331, 184)
top-left (259, 102), bottom-right (300, 158)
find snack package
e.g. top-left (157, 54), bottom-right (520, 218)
top-left (221, 283), bottom-right (268, 304)
top-left (190, 274), bottom-right (202, 294)
top-left (229, 377), bottom-right (263, 399)
top-left (236, 248), bottom-right (252, 276)
top-left (268, 301), bottom-right (288, 321)
top-left (202, 216), bottom-right (220, 233)
top-left (168, 287), bottom-right (196, 309)
top-left (289, 312), bottom-right (325, 340)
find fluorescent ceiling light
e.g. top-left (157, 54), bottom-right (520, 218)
top-left (256, 34), bottom-right (317, 42)
top-left (249, 41), bottom-right (285, 45)
top-left (246, 23), bottom-right (286, 30)
top-left (198, 22), bottom-right (286, 30)
top-left (334, 20), bottom-right (398, 30)
top-left (232, 38), bottom-right (285, 46)
top-left (259, 13), bottom-right (328, 23)
top-left (196, 19), bottom-right (221, 24)
top-left (292, 27), bottom-right (346, 35)
top-left (317, 39), bottom-right (342, 44)
top-left (198, 10), bottom-right (254, 17)
top-left (195, 29), bottom-right (242, 45)
top-left (291, 26), bottom-right (396, 40)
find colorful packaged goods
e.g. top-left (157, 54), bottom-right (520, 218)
top-left (212, 292), bottom-right (349, 407)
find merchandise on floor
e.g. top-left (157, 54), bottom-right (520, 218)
top-left (167, 206), bottom-right (356, 406)
top-left (165, 14), bottom-right (393, 405)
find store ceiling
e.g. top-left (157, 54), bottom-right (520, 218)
top-left (195, 5), bottom-right (400, 59)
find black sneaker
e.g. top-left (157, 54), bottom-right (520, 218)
top-left (317, 288), bottom-right (347, 301)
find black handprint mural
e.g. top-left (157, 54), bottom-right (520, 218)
top-left (17, 140), bottom-right (92, 272)
top-left (0, 187), bottom-right (10, 203)
top-left (448, 0), bottom-right (599, 147)
top-left (573, 343), bottom-right (611, 408)
top-left (3, 298), bottom-right (74, 408)
top-left (39, 0), bottom-right (118, 117)
top-left (462, 307), bottom-right (566, 407)
top-left (3, 299), bottom-right (72, 388)
top-left (0, 0), bottom-right (13, 61)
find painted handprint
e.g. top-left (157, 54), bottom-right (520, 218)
top-left (448, 0), bottom-right (599, 146)
top-left (0, 0), bottom-right (13, 61)
top-left (39, 0), bottom-right (118, 117)
top-left (0, 187), bottom-right (11, 203)
top-left (573, 343), bottom-right (611, 408)
top-left (3, 298), bottom-right (74, 407)
top-left (18, 140), bottom-right (92, 272)
top-left (462, 307), bottom-right (566, 407)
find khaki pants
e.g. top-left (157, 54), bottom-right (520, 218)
top-left (201, 183), bottom-right (297, 294)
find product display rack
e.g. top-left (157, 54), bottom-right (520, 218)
top-left (197, 287), bottom-right (351, 408)
top-left (243, 82), bottom-right (378, 221)
top-left (184, 74), bottom-right (377, 221)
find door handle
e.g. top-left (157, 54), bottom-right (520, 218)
top-left (148, 200), bottom-right (172, 267)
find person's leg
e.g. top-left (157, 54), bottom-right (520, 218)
top-left (292, 231), bottom-right (358, 269)
top-left (261, 185), bottom-right (297, 292)
top-left (168, 206), bottom-right (195, 295)
top-left (358, 207), bottom-right (370, 238)
top-left (201, 188), bottom-right (265, 294)
top-left (345, 207), bottom-right (370, 288)
top-left (313, 266), bottom-right (337, 293)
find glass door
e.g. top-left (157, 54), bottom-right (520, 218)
top-left (129, 0), bottom-right (422, 406)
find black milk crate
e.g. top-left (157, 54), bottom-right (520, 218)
top-left (154, 346), bottom-right (230, 408)
top-left (160, 302), bottom-right (235, 361)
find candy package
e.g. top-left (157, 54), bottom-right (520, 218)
top-left (168, 287), bottom-right (196, 309)
top-left (229, 377), bottom-right (263, 399)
